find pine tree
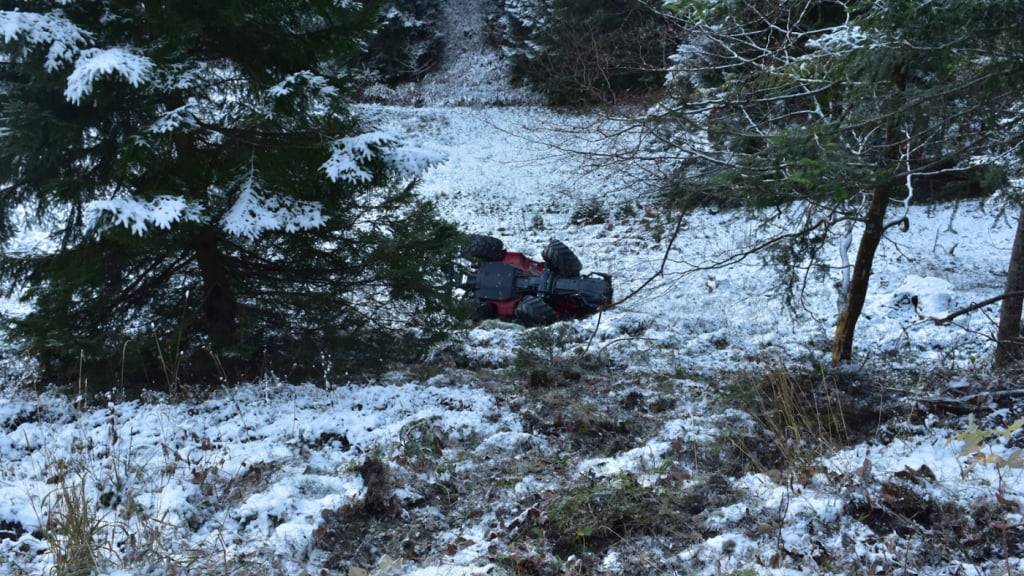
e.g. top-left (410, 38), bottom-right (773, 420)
top-left (361, 0), bottom-right (444, 86)
top-left (492, 0), bottom-right (678, 105)
top-left (0, 1), bottom-right (460, 392)
top-left (655, 0), bottom-right (1023, 364)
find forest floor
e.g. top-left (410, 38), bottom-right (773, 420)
top-left (2, 0), bottom-right (1024, 574)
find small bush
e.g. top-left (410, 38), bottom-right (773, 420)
top-left (614, 202), bottom-right (638, 220)
top-left (543, 473), bottom-right (731, 558)
top-left (513, 323), bottom-right (609, 382)
top-left (569, 197), bottom-right (609, 226)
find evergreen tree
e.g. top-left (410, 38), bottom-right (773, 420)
top-left (654, 0), bottom-right (1023, 364)
top-left (492, 0), bottom-right (678, 105)
top-left (360, 0), bottom-right (444, 86)
top-left (0, 1), bottom-right (460, 392)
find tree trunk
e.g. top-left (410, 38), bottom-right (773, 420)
top-left (194, 226), bottom-right (238, 350)
top-left (995, 207), bottom-right (1024, 368)
top-left (832, 184), bottom-right (891, 365)
top-left (831, 63), bottom-right (908, 366)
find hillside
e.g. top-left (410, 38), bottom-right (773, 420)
top-left (1, 1), bottom-right (1022, 575)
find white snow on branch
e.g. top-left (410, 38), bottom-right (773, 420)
top-left (221, 176), bottom-right (326, 239)
top-left (322, 131), bottom-right (447, 183)
top-left (268, 71), bottom-right (338, 98)
top-left (86, 195), bottom-right (204, 235)
top-left (323, 131), bottom-right (397, 183)
top-left (0, 10), bottom-right (89, 71)
top-left (384, 145), bottom-right (448, 179)
top-left (64, 47), bottom-right (153, 104)
top-left (149, 99), bottom-right (200, 134)
top-left (805, 25), bottom-right (871, 54)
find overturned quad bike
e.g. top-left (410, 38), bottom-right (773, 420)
top-left (460, 235), bottom-right (613, 325)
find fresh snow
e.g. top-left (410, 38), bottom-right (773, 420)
top-left (2, 0), bottom-right (1023, 574)
top-left (0, 380), bottom-right (522, 574)
top-left (267, 71), bottom-right (338, 99)
top-left (0, 10), bottom-right (154, 103)
top-left (0, 10), bottom-right (88, 71)
top-left (86, 195), bottom-right (204, 235)
top-left (323, 131), bottom-right (447, 184)
top-left (221, 176), bottom-right (326, 239)
top-left (63, 47), bottom-right (153, 104)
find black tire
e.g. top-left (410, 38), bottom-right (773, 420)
top-left (470, 302), bottom-right (498, 322)
top-left (463, 235), bottom-right (504, 261)
top-left (515, 296), bottom-right (558, 325)
top-left (542, 240), bottom-right (582, 277)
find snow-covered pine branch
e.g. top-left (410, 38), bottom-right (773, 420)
top-left (323, 131), bottom-right (447, 183)
top-left (64, 47), bottom-right (153, 104)
top-left (0, 10), bottom-right (88, 71)
top-left (220, 175), bottom-right (326, 240)
top-left (0, 11), bottom-right (152, 104)
top-left (85, 196), bottom-right (204, 236)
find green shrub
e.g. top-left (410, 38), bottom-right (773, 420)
top-left (570, 197), bottom-right (609, 225)
top-left (544, 473), bottom-right (732, 557)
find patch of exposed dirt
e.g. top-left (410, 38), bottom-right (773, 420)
top-left (841, 462), bottom-right (1024, 566)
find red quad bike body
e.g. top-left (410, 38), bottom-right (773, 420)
top-left (491, 251), bottom-right (576, 317)
top-left (462, 237), bottom-right (613, 325)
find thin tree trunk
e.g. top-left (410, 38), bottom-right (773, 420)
top-left (995, 207), bottom-right (1024, 368)
top-left (832, 65), bottom-right (906, 366)
top-left (832, 184), bottom-right (891, 365)
top-left (194, 226), bottom-right (238, 350)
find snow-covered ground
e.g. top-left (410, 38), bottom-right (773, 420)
top-left (2, 0), bottom-right (1023, 574)
top-left (1, 376), bottom-right (528, 575)
top-left (363, 0), bottom-right (538, 106)
top-left (368, 101), bottom-right (1014, 372)
top-left (2, 365), bottom-right (1021, 574)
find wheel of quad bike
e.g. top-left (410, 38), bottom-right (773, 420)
top-left (542, 240), bottom-right (582, 277)
top-left (515, 296), bottom-right (558, 326)
top-left (470, 302), bottom-right (498, 322)
top-left (463, 235), bottom-right (504, 261)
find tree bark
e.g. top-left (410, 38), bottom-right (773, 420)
top-left (995, 207), bottom-right (1024, 368)
top-left (194, 226), bottom-right (239, 350)
top-left (832, 65), bottom-right (906, 366)
top-left (832, 184), bottom-right (891, 365)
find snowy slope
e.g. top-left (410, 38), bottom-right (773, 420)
top-left (2, 0), bottom-right (1022, 574)
top-left (368, 101), bottom-right (1014, 371)
top-left (364, 0), bottom-right (539, 106)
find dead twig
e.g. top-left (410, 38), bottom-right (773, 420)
top-left (610, 211), bottom-right (685, 308)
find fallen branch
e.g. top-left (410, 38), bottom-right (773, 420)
top-left (917, 388), bottom-right (1024, 409)
top-left (882, 216), bottom-right (909, 233)
top-left (930, 291), bottom-right (1024, 326)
